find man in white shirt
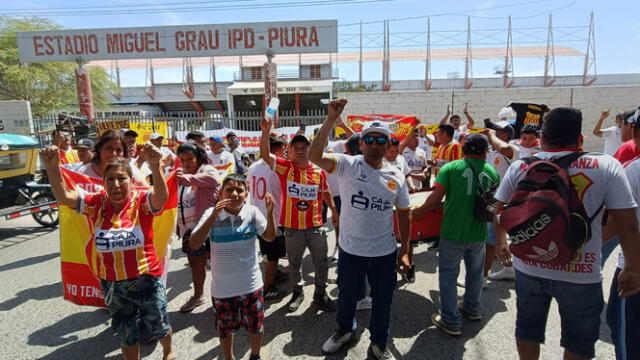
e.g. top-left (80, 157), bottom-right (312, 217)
top-left (310, 100), bottom-right (411, 360)
top-left (247, 134), bottom-right (288, 301)
top-left (439, 103), bottom-right (475, 142)
top-left (510, 124), bottom-right (541, 159)
top-left (207, 135), bottom-right (235, 176)
top-left (399, 131), bottom-right (429, 192)
top-left (593, 109), bottom-right (624, 156)
top-left (494, 107), bottom-right (640, 360)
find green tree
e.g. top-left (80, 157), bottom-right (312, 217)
top-left (0, 17), bottom-right (115, 117)
top-left (334, 80), bottom-right (377, 93)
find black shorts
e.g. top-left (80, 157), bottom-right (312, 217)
top-left (180, 229), bottom-right (210, 257)
top-left (259, 226), bottom-right (286, 261)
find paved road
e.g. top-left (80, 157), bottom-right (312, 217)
top-left (0, 216), bottom-right (617, 360)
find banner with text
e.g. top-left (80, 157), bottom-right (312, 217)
top-left (95, 118), bottom-right (129, 135)
top-left (59, 168), bottom-right (178, 307)
top-left (346, 114), bottom-right (419, 141)
top-left (130, 121), bottom-right (169, 144)
top-left (17, 20), bottom-right (338, 63)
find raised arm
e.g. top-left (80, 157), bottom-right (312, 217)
top-left (41, 146), bottom-right (78, 208)
top-left (310, 99), bottom-right (347, 172)
top-left (398, 126), bottom-right (415, 153)
top-left (439, 104), bottom-right (452, 125)
top-left (336, 115), bottom-right (354, 137)
top-left (482, 128), bottom-right (515, 160)
top-left (261, 194), bottom-right (277, 241)
top-left (592, 109), bottom-right (610, 138)
top-left (259, 117), bottom-right (276, 169)
top-left (463, 103), bottom-right (475, 128)
top-left (144, 143), bottom-right (168, 211)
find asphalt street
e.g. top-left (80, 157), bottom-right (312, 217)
top-left (0, 215), bottom-right (618, 360)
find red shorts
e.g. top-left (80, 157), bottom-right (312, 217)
top-left (212, 289), bottom-right (264, 338)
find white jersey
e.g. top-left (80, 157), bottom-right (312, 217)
top-left (328, 140), bottom-right (347, 154)
top-left (329, 154), bottom-right (410, 257)
top-left (601, 125), bottom-right (623, 156)
top-left (247, 159), bottom-right (283, 226)
top-left (207, 150), bottom-right (235, 176)
top-left (487, 145), bottom-right (519, 179)
top-left (510, 139), bottom-right (541, 159)
top-left (402, 147), bottom-right (428, 189)
top-left (453, 124), bottom-right (470, 142)
top-left (495, 151), bottom-right (637, 283)
top-left (418, 138), bottom-right (433, 160)
top-left (619, 158), bottom-right (640, 269)
top-left (384, 156), bottom-right (411, 176)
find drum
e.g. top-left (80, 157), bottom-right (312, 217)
top-left (393, 190), bottom-right (443, 243)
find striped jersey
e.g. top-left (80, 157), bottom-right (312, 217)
top-left (273, 157), bottom-right (328, 229)
top-left (434, 140), bottom-right (463, 176)
top-left (78, 190), bottom-right (162, 281)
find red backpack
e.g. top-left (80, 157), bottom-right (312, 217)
top-left (499, 152), bottom-right (603, 266)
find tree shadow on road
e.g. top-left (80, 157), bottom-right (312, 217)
top-left (0, 226), bottom-right (56, 248)
top-left (0, 282), bottom-right (61, 311)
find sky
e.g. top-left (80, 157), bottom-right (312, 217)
top-left (2, 0), bottom-right (639, 87)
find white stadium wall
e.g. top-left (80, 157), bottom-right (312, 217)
top-left (337, 85), bottom-right (640, 152)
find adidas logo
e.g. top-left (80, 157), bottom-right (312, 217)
top-left (525, 241), bottom-right (559, 262)
top-left (510, 213), bottom-right (552, 245)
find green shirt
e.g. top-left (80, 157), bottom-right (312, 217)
top-left (435, 158), bottom-right (500, 243)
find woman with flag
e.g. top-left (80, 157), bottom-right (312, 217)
top-left (41, 143), bottom-right (176, 360)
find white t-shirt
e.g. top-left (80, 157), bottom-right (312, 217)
top-left (510, 139), bottom-right (541, 159)
top-left (207, 150), bottom-right (235, 175)
top-left (495, 151), bottom-right (637, 283)
top-left (194, 204), bottom-right (267, 299)
top-left (418, 138), bottom-right (433, 160)
top-left (330, 154), bottom-right (411, 257)
top-left (619, 158), bottom-right (640, 269)
top-left (177, 184), bottom-right (198, 234)
top-left (247, 159), bottom-right (283, 226)
top-left (487, 146), bottom-right (519, 179)
top-left (453, 124), bottom-right (470, 142)
top-left (402, 147), bottom-right (428, 189)
top-left (601, 126), bottom-right (623, 156)
top-left (328, 140), bottom-right (347, 154)
top-left (384, 156), bottom-right (411, 176)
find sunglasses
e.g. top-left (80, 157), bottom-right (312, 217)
top-left (362, 135), bottom-right (389, 145)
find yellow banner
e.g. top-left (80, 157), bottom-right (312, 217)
top-left (130, 121), bottom-right (169, 144)
top-left (95, 119), bottom-right (129, 135)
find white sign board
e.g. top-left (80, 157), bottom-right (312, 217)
top-left (17, 20), bottom-right (338, 63)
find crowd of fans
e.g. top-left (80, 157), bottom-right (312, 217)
top-left (42, 101), bottom-right (640, 360)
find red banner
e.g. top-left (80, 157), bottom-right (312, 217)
top-left (346, 114), bottom-right (419, 141)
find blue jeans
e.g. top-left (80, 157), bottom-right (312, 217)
top-left (515, 270), bottom-right (602, 358)
top-left (602, 235), bottom-right (620, 267)
top-left (607, 268), bottom-right (640, 360)
top-left (438, 239), bottom-right (485, 330)
top-left (336, 248), bottom-right (397, 345)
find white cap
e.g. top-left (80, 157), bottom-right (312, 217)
top-left (361, 121), bottom-right (391, 138)
top-left (497, 106), bottom-right (517, 121)
top-left (150, 133), bottom-right (164, 140)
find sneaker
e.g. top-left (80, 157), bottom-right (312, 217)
top-left (456, 277), bottom-right (488, 289)
top-left (457, 300), bottom-right (481, 321)
top-left (367, 343), bottom-right (396, 360)
top-left (179, 296), bottom-right (206, 312)
top-left (264, 286), bottom-right (287, 301)
top-left (356, 296), bottom-right (373, 310)
top-left (330, 247), bottom-right (339, 262)
top-left (322, 330), bottom-right (353, 354)
top-left (403, 265), bottom-right (416, 283)
top-left (248, 354), bottom-right (262, 360)
top-left (488, 266), bottom-right (516, 280)
top-left (431, 313), bottom-right (461, 336)
top-left (313, 293), bottom-right (337, 313)
top-left (287, 291), bottom-right (305, 313)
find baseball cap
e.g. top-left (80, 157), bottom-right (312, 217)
top-left (76, 138), bottom-right (94, 148)
top-left (150, 133), bottom-right (164, 140)
top-left (425, 134), bottom-right (436, 143)
top-left (209, 135), bottom-right (224, 144)
top-left (462, 133), bottom-right (489, 156)
top-left (486, 120), bottom-right (515, 140)
top-left (226, 131), bottom-right (237, 138)
top-left (123, 129), bottom-right (138, 137)
top-left (361, 121), bottom-right (390, 138)
top-left (290, 134), bottom-right (311, 145)
top-left (631, 108), bottom-right (640, 128)
top-left (541, 107), bottom-right (582, 145)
